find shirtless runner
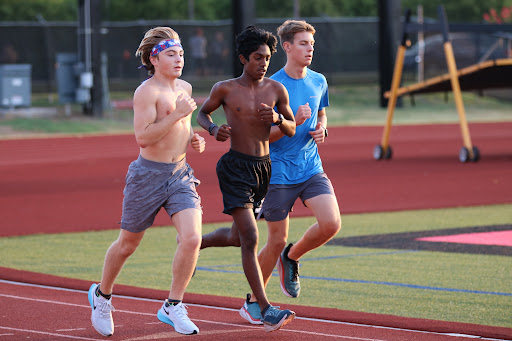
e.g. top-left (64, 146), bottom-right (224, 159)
top-left (88, 26), bottom-right (205, 337)
top-left (197, 26), bottom-right (296, 332)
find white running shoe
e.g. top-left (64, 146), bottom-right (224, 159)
top-left (88, 283), bottom-right (115, 336)
top-left (157, 301), bottom-right (199, 335)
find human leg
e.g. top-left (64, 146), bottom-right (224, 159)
top-left (157, 208), bottom-right (201, 335)
top-left (232, 208), bottom-right (269, 310)
top-left (89, 229), bottom-right (145, 336)
top-left (233, 208), bottom-right (295, 331)
top-left (99, 229), bottom-right (145, 294)
top-left (200, 222), bottom-right (240, 249)
top-left (288, 194), bottom-right (341, 261)
top-left (257, 218), bottom-right (289, 288)
top-left (168, 208), bottom-right (202, 300)
top-left (277, 194), bottom-right (340, 298)
top-left (240, 218), bottom-right (288, 323)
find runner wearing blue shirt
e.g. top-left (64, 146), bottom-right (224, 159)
top-left (240, 20), bottom-right (342, 324)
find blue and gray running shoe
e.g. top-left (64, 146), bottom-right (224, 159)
top-left (261, 305), bottom-right (295, 332)
top-left (277, 243), bottom-right (300, 297)
top-left (239, 294), bottom-right (263, 324)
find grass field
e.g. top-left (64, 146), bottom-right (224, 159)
top-left (1, 204), bottom-right (511, 328)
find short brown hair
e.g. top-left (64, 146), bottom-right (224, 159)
top-left (135, 26), bottom-right (180, 76)
top-left (276, 20), bottom-right (316, 50)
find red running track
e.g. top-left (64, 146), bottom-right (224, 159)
top-left (1, 268), bottom-right (511, 340)
top-left (1, 122), bottom-right (511, 236)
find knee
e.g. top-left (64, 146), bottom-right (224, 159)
top-left (179, 233), bottom-right (202, 251)
top-left (268, 238), bottom-right (287, 254)
top-left (320, 217), bottom-right (342, 239)
top-left (116, 239), bottom-right (139, 258)
top-left (240, 233), bottom-right (258, 251)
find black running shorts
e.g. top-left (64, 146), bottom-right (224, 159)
top-left (216, 149), bottom-right (271, 215)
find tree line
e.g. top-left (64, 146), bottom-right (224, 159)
top-left (1, 0), bottom-right (511, 22)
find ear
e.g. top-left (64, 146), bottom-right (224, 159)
top-left (283, 41), bottom-right (292, 53)
top-left (149, 55), bottom-right (158, 66)
top-left (239, 54), bottom-right (247, 65)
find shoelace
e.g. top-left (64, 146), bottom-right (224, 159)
top-left (290, 260), bottom-right (299, 282)
top-left (173, 303), bottom-right (190, 319)
top-left (264, 306), bottom-right (281, 318)
top-left (97, 299), bottom-right (115, 318)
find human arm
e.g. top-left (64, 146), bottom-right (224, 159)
top-left (308, 108), bottom-right (328, 144)
top-left (262, 83), bottom-right (295, 140)
top-left (196, 82), bottom-right (231, 141)
top-left (269, 101), bottom-right (313, 143)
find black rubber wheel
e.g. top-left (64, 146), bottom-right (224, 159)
top-left (383, 145), bottom-right (393, 160)
top-left (471, 146), bottom-right (480, 162)
top-left (459, 147), bottom-right (470, 163)
top-left (374, 145), bottom-right (393, 160)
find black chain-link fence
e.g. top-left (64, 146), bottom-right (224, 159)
top-left (0, 18), bottom-right (380, 92)
top-left (1, 18), bottom-right (508, 93)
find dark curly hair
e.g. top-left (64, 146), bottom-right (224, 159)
top-left (236, 26), bottom-right (277, 62)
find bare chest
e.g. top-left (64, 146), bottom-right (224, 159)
top-left (224, 88), bottom-right (276, 118)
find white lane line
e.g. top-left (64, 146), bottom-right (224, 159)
top-left (0, 280), bottom-right (508, 340)
top-left (0, 326), bottom-right (102, 340)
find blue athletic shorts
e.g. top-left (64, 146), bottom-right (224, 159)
top-left (262, 173), bottom-right (334, 222)
top-left (120, 155), bottom-right (201, 232)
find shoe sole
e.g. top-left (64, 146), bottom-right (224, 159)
top-left (239, 306), bottom-right (263, 325)
top-left (88, 283), bottom-right (113, 337)
top-left (277, 255), bottom-right (298, 298)
top-left (263, 312), bottom-right (296, 332)
top-left (157, 309), bottom-right (198, 335)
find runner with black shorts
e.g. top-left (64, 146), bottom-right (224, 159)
top-left (196, 26), bottom-right (297, 332)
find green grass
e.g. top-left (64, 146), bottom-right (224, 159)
top-left (327, 85), bottom-right (512, 126)
top-left (1, 204), bottom-right (511, 327)
top-left (1, 85), bottom-right (510, 135)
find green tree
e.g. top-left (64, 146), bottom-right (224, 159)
top-left (0, 0), bottom-right (76, 21)
top-left (2, 0), bottom-right (512, 22)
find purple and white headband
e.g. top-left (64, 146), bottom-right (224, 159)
top-left (150, 39), bottom-right (183, 56)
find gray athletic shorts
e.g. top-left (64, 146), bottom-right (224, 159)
top-left (120, 155), bottom-right (201, 233)
top-left (262, 173), bottom-right (334, 222)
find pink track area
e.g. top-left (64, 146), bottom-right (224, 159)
top-left (1, 122), bottom-right (511, 237)
top-left (417, 230), bottom-right (512, 246)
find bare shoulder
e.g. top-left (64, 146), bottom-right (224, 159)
top-left (133, 80), bottom-right (157, 103)
top-left (177, 78), bottom-right (193, 96)
top-left (265, 77), bottom-right (287, 93)
top-left (210, 78), bottom-right (236, 95)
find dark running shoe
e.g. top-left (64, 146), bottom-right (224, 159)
top-left (277, 243), bottom-right (300, 297)
top-left (239, 293), bottom-right (263, 325)
top-left (261, 305), bottom-right (295, 332)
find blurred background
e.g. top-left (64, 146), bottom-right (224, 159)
top-left (0, 0), bottom-right (511, 123)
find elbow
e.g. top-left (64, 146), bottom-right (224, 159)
top-left (286, 126), bottom-right (296, 137)
top-left (136, 136), bottom-right (149, 149)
